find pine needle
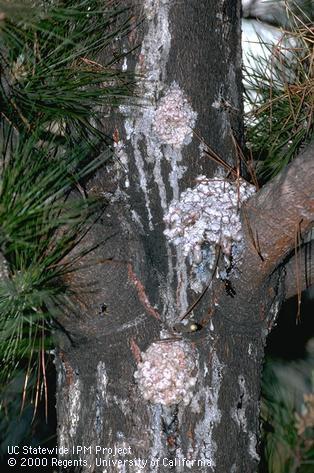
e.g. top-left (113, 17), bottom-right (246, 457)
top-left (243, 3), bottom-right (313, 182)
top-left (0, 0), bottom-right (135, 419)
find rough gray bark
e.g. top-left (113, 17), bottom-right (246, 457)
top-left (55, 2), bottom-right (313, 473)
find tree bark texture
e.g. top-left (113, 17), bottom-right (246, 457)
top-left (55, 2), bottom-right (313, 473)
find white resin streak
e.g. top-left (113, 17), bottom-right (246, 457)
top-left (68, 378), bottom-right (81, 437)
top-left (95, 362), bottom-right (108, 440)
top-left (192, 351), bottom-right (224, 471)
top-left (58, 377), bottom-right (81, 451)
top-left (149, 404), bottom-right (165, 473)
top-left (122, 1), bottom-right (198, 317)
top-left (123, 1), bottom-right (171, 231)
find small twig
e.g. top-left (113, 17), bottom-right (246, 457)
top-left (194, 129), bottom-right (255, 187)
top-left (177, 246), bottom-right (221, 322)
top-left (193, 130), bottom-right (237, 174)
top-left (230, 130), bottom-right (259, 189)
top-left (242, 207), bottom-right (265, 261)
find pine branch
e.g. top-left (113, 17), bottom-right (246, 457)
top-left (240, 140), bottom-right (314, 289)
top-left (0, 1), bottom-right (135, 399)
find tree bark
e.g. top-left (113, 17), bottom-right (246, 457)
top-left (55, 2), bottom-right (313, 473)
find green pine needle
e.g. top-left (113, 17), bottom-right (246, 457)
top-left (243, 6), bottom-right (313, 182)
top-left (0, 0), bottom-right (135, 405)
top-left (0, 0), bottom-right (135, 140)
top-left (0, 124), bottom-right (108, 389)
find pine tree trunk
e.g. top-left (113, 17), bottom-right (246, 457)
top-left (55, 1), bottom-right (279, 472)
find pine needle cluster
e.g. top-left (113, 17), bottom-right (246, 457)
top-left (0, 0), bottom-right (134, 408)
top-left (243, 4), bottom-right (313, 181)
